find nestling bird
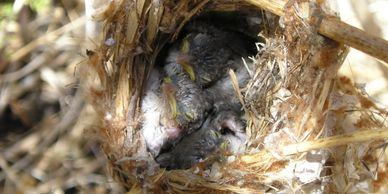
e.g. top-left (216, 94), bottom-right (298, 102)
top-left (141, 69), bottom-right (182, 157)
top-left (159, 21), bottom-right (252, 137)
top-left (163, 62), bottom-right (211, 134)
top-left (141, 20), bottom-right (255, 163)
top-left (140, 65), bottom-right (211, 157)
top-left (205, 62), bottom-right (251, 117)
top-left (155, 64), bottom-right (251, 169)
top-left (156, 117), bottom-right (222, 170)
top-left (204, 64), bottom-right (251, 155)
top-left (205, 57), bottom-right (251, 133)
top-left (156, 110), bottom-right (247, 170)
top-left (165, 21), bottom-right (252, 87)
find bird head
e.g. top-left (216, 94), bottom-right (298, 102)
top-left (176, 35), bottom-right (196, 81)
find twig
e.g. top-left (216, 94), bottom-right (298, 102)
top-left (9, 16), bottom-right (85, 63)
top-left (245, 0), bottom-right (388, 63)
top-left (0, 51), bottom-right (55, 84)
top-left (320, 16), bottom-right (388, 64)
top-left (0, 153), bottom-right (28, 191)
top-left (85, 0), bottom-right (107, 48)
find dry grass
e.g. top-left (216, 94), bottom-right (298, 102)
top-left (0, 1), bottom-right (122, 193)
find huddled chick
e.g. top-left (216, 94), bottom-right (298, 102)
top-left (156, 64), bottom-right (250, 169)
top-left (141, 21), bottom-right (255, 169)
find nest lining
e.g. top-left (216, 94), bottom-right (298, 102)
top-left (84, 0), bottom-right (388, 193)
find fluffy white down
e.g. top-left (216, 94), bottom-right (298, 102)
top-left (141, 69), bottom-right (169, 156)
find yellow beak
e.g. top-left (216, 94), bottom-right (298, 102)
top-left (162, 77), bottom-right (178, 118)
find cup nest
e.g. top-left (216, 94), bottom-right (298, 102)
top-left (83, 0), bottom-right (388, 193)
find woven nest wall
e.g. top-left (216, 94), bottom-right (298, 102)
top-left (83, 0), bottom-right (388, 193)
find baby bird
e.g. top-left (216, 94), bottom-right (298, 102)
top-left (156, 65), bottom-right (251, 169)
top-left (142, 21), bottom-right (254, 160)
top-left (159, 22), bottom-right (251, 137)
top-left (156, 118), bottom-right (222, 170)
top-left (156, 110), bottom-right (247, 170)
top-left (141, 69), bottom-right (182, 157)
top-left (205, 59), bottom-right (251, 132)
top-left (141, 65), bottom-right (211, 157)
top-left (205, 64), bottom-right (251, 155)
top-left (163, 63), bottom-right (211, 134)
top-left (165, 21), bottom-right (252, 87)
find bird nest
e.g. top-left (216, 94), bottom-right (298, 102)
top-left (83, 0), bottom-right (388, 193)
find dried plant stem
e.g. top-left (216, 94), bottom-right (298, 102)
top-left (282, 128), bottom-right (388, 155)
top-left (9, 16), bottom-right (85, 63)
top-left (245, 0), bottom-right (284, 16)
top-left (0, 51), bottom-right (54, 83)
top-left (85, 0), bottom-right (106, 46)
top-left (0, 154), bottom-right (27, 191)
top-left (319, 16), bottom-right (388, 64)
top-left (245, 0), bottom-right (388, 63)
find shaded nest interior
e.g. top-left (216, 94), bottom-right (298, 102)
top-left (84, 0), bottom-right (388, 193)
